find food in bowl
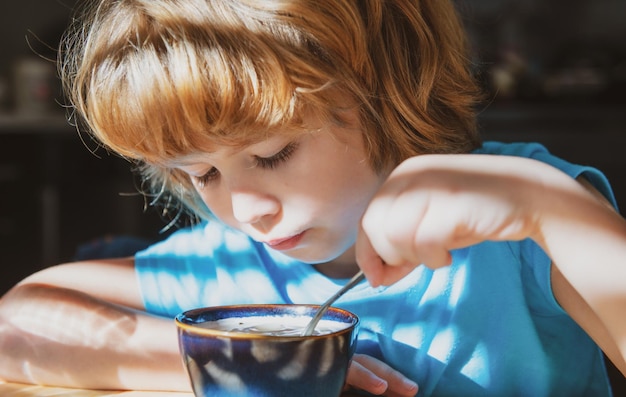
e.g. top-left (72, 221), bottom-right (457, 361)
top-left (176, 304), bottom-right (359, 397)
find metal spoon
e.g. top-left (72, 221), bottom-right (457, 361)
top-left (302, 270), bottom-right (366, 336)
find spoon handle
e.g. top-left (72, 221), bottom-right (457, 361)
top-left (302, 270), bottom-right (366, 336)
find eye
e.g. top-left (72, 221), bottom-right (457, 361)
top-left (194, 167), bottom-right (220, 189)
top-left (255, 142), bottom-right (299, 169)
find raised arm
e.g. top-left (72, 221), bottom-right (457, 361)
top-left (356, 154), bottom-right (626, 375)
top-left (0, 258), bottom-right (190, 391)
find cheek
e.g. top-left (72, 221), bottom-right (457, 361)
top-left (197, 189), bottom-right (235, 224)
top-left (330, 154), bottom-right (383, 200)
top-left (307, 162), bottom-right (383, 223)
top-left (338, 177), bottom-right (380, 226)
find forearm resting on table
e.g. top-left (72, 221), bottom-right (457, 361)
top-left (0, 283), bottom-right (191, 391)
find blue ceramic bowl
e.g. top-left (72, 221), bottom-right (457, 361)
top-left (175, 304), bottom-right (359, 397)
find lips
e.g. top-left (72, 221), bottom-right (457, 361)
top-left (264, 231), bottom-right (305, 251)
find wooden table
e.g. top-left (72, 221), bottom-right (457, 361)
top-left (0, 380), bottom-right (362, 396)
top-left (0, 381), bottom-right (191, 396)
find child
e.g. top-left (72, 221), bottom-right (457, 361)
top-left (0, 0), bottom-right (624, 395)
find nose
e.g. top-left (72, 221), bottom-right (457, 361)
top-left (230, 190), bottom-right (281, 225)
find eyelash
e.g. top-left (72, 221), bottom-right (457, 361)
top-left (194, 142), bottom-right (299, 188)
top-left (254, 141), bottom-right (298, 169)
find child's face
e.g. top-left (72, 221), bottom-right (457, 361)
top-left (173, 111), bottom-right (388, 268)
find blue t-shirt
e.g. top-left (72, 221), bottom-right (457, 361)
top-left (136, 142), bottom-right (615, 396)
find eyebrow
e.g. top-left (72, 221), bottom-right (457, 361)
top-left (165, 145), bottom-right (249, 167)
top-left (164, 153), bottom-right (217, 168)
top-left (165, 134), bottom-right (291, 167)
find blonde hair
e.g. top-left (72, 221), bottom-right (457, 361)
top-left (60, 0), bottom-right (482, 221)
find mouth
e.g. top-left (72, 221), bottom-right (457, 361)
top-left (264, 231), bottom-right (306, 251)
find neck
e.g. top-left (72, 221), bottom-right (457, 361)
top-left (313, 247), bottom-right (360, 279)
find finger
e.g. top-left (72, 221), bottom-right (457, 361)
top-left (356, 227), bottom-right (418, 287)
top-left (378, 263), bottom-right (419, 287)
top-left (345, 356), bottom-right (389, 395)
top-left (361, 193), bottom-right (407, 266)
top-left (410, 198), bottom-right (468, 268)
top-left (379, 187), bottom-right (429, 265)
top-left (363, 177), bottom-right (444, 270)
top-left (355, 229), bottom-right (386, 287)
top-left (352, 354), bottom-right (419, 397)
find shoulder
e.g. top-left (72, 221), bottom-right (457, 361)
top-left (475, 141), bottom-right (616, 207)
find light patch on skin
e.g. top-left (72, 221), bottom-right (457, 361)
top-left (21, 362), bottom-right (36, 384)
top-left (1, 285), bottom-right (137, 350)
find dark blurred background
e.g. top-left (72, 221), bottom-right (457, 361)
top-left (0, 2), bottom-right (625, 388)
top-left (0, 0), bottom-right (176, 295)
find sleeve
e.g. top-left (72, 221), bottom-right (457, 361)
top-left (479, 141), bottom-right (618, 315)
top-left (478, 141), bottom-right (617, 207)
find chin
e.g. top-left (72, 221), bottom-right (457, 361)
top-left (281, 244), bottom-right (351, 265)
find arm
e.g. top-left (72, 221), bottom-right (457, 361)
top-left (0, 258), bottom-right (190, 391)
top-left (1, 260), bottom-right (418, 395)
top-left (356, 154), bottom-right (626, 375)
top-left (539, 177), bottom-right (626, 376)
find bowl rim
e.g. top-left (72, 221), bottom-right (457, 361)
top-left (175, 303), bottom-right (359, 340)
